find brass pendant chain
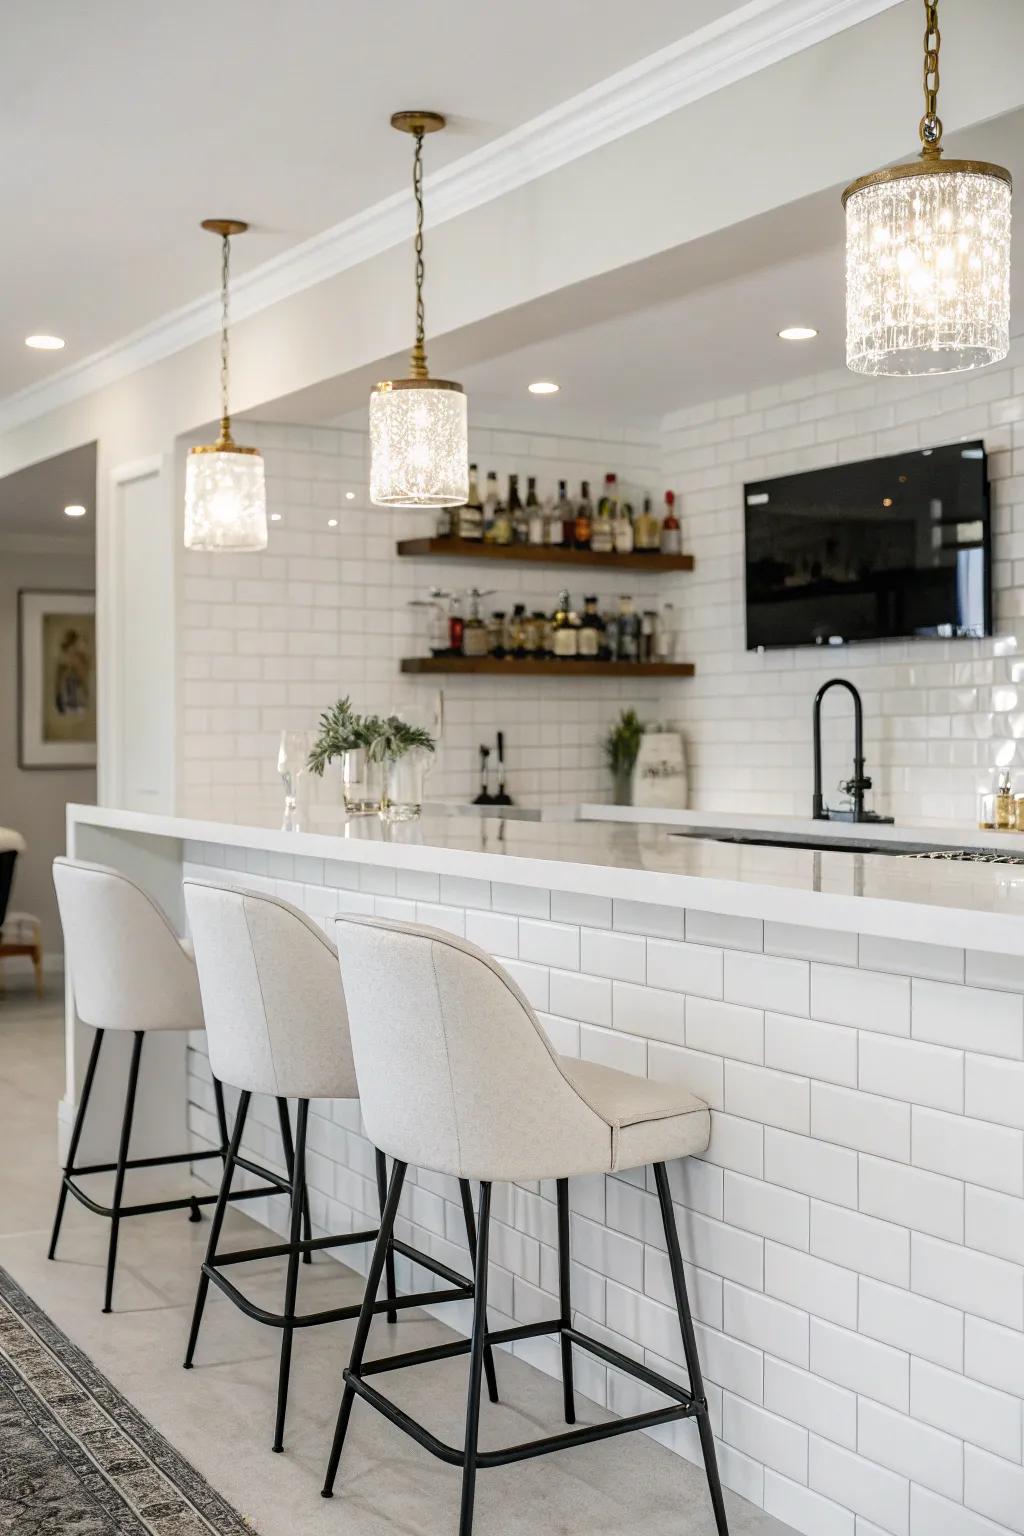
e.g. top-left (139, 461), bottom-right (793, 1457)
top-left (920, 0), bottom-right (943, 156)
top-left (410, 128), bottom-right (429, 380)
top-left (219, 232), bottom-right (233, 441)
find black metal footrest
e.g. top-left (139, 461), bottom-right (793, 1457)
top-left (346, 1319), bottom-right (702, 1470)
top-left (60, 1169), bottom-right (283, 1222)
top-left (204, 1221), bottom-right (478, 1331)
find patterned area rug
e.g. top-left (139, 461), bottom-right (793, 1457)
top-left (0, 1265), bottom-right (257, 1534)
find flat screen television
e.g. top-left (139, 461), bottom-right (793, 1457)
top-left (744, 441), bottom-right (991, 650)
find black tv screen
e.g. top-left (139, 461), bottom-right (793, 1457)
top-left (744, 441), bottom-right (991, 650)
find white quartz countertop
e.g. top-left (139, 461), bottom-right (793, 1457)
top-left (67, 801), bottom-right (1024, 954)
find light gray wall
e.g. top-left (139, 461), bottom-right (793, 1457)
top-left (1, 547), bottom-right (97, 957)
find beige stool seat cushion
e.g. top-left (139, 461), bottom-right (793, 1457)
top-left (0, 911), bottom-right (42, 946)
top-left (559, 1056), bottom-right (710, 1172)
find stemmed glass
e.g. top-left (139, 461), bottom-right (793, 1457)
top-left (277, 730), bottom-right (313, 831)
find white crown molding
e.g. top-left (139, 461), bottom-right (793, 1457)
top-left (0, 0), bottom-right (900, 437)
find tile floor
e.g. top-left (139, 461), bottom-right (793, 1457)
top-left (0, 990), bottom-right (789, 1536)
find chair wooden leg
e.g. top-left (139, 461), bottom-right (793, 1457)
top-left (653, 1162), bottom-right (730, 1536)
top-left (32, 943), bottom-right (44, 999)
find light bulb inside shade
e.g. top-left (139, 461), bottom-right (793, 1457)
top-left (64, 504), bottom-right (86, 518)
top-left (369, 379), bottom-right (468, 508)
top-left (184, 447), bottom-right (268, 551)
top-left (26, 334), bottom-right (65, 350)
top-left (844, 166), bottom-right (1011, 375)
top-left (778, 327), bottom-right (818, 341)
top-left (528, 380), bottom-right (560, 394)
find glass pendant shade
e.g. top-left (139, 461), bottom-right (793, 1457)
top-left (369, 379), bottom-right (468, 508)
top-left (844, 162), bottom-right (1011, 376)
top-left (184, 444), bottom-right (267, 551)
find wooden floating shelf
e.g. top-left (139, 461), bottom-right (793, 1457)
top-left (396, 538), bottom-right (694, 573)
top-left (400, 657), bottom-right (695, 678)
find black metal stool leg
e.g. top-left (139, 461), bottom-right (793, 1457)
top-left (459, 1178), bottom-right (498, 1404)
top-left (277, 1097), bottom-right (312, 1266)
top-left (212, 1076), bottom-right (230, 1150)
top-left (322, 1160), bottom-right (408, 1498)
top-left (653, 1162), bottom-right (730, 1536)
top-left (459, 1182), bottom-right (492, 1536)
top-left (272, 1099), bottom-right (309, 1453)
top-left (374, 1147), bottom-right (399, 1324)
top-left (556, 1178), bottom-right (576, 1424)
top-left (184, 1090), bottom-right (250, 1369)
top-left (49, 1026), bottom-right (104, 1261)
top-left (102, 1031), bottom-right (144, 1314)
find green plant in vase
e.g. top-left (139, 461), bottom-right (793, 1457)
top-left (603, 708), bottom-right (645, 805)
top-left (367, 714), bottom-right (437, 820)
top-left (307, 697), bottom-right (370, 776)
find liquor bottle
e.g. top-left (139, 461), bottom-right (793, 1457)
top-left (546, 482), bottom-right (565, 546)
top-left (551, 588), bottom-right (578, 659)
top-left (615, 595), bottom-right (641, 662)
top-left (614, 493), bottom-right (634, 554)
top-left (456, 464), bottom-right (483, 541)
top-left (577, 594), bottom-right (605, 660)
top-left (492, 483), bottom-right (513, 545)
top-left (574, 480), bottom-right (593, 550)
top-left (660, 490), bottom-right (682, 555)
top-left (656, 601), bottom-right (678, 662)
top-left (640, 609), bottom-right (658, 663)
top-left (526, 476), bottom-right (545, 545)
top-left (509, 474), bottom-right (528, 545)
top-left (634, 495), bottom-right (661, 554)
top-left (591, 472), bottom-right (616, 554)
top-left (462, 588), bottom-right (490, 656)
top-left (534, 609), bottom-right (552, 657)
top-left (510, 602), bottom-right (528, 658)
top-left (482, 470), bottom-right (500, 542)
top-left (489, 609), bottom-right (507, 658)
top-left (558, 480), bottom-right (576, 547)
top-left (448, 594), bottom-right (465, 655)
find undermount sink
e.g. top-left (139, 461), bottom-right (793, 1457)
top-left (669, 829), bottom-right (1024, 865)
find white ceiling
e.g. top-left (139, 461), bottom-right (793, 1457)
top-left (0, 0), bottom-right (750, 400)
top-left (0, 442), bottom-right (96, 541)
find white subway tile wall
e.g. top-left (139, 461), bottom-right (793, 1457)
top-left (182, 840), bottom-right (1024, 1535)
top-left (659, 348), bottom-right (1024, 825)
top-left (180, 420), bottom-right (667, 810)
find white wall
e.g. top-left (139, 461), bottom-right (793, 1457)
top-left (179, 418), bottom-right (673, 811)
top-left (0, 546), bottom-right (96, 958)
top-left (660, 345), bottom-right (1024, 827)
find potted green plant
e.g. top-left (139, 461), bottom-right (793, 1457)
top-left (308, 698), bottom-right (381, 814)
top-left (367, 713), bottom-right (437, 821)
top-left (603, 708), bottom-right (645, 805)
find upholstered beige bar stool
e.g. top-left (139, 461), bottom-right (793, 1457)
top-left (324, 915), bottom-right (730, 1536)
top-left (50, 857), bottom-right (285, 1315)
top-left (182, 880), bottom-right (498, 1455)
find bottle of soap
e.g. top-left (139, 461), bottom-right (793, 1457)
top-left (995, 769), bottom-right (1015, 830)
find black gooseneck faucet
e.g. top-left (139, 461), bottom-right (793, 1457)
top-left (812, 678), bottom-right (892, 824)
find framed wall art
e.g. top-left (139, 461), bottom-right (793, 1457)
top-left (18, 590), bottom-right (97, 770)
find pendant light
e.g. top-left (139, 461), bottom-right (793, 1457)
top-left (843, 0), bottom-right (1011, 376)
top-left (184, 219), bottom-right (268, 551)
top-left (369, 112), bottom-right (469, 509)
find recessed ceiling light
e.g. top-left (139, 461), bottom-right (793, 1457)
top-left (270, 512), bottom-right (282, 522)
top-left (345, 491), bottom-right (355, 500)
top-left (528, 380), bottom-right (560, 395)
top-left (778, 326), bottom-right (818, 342)
top-left (882, 497), bottom-right (894, 508)
top-left (26, 334), bottom-right (65, 350)
top-left (63, 504), bottom-right (86, 518)
top-left (327, 518), bottom-right (338, 527)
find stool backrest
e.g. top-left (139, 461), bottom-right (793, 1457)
top-left (53, 856), bottom-right (203, 1032)
top-left (184, 879), bottom-right (357, 1100)
top-left (335, 915), bottom-right (610, 1182)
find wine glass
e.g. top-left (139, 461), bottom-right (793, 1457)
top-left (277, 730), bottom-right (313, 831)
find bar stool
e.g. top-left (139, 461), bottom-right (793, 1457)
top-left (324, 915), bottom-right (730, 1536)
top-left (50, 857), bottom-right (284, 1314)
top-left (182, 879), bottom-right (498, 1454)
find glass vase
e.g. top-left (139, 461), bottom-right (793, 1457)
top-left (381, 749), bottom-right (430, 821)
top-left (341, 749), bottom-right (384, 816)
